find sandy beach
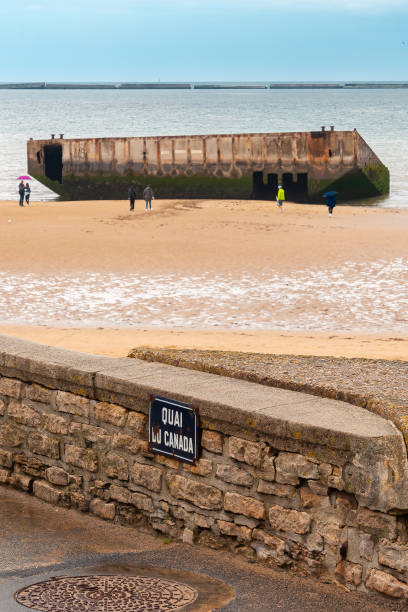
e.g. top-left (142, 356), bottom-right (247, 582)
top-left (0, 197), bottom-right (407, 360)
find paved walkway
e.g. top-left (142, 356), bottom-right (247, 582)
top-left (0, 486), bottom-right (403, 611)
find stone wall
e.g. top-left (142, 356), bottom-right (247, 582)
top-left (0, 336), bottom-right (408, 601)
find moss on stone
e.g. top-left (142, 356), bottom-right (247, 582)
top-left (309, 166), bottom-right (389, 202)
top-left (35, 172), bottom-right (254, 201)
top-left (363, 164), bottom-right (390, 195)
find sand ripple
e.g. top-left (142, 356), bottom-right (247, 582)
top-left (0, 258), bottom-right (407, 332)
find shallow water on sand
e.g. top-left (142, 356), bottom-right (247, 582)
top-left (0, 88), bottom-right (408, 207)
top-left (1, 258), bottom-right (407, 333)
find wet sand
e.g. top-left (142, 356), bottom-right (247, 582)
top-left (0, 198), bottom-right (407, 360)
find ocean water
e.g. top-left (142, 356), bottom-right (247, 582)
top-left (1, 88), bottom-right (408, 207)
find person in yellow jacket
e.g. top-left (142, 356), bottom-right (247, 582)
top-left (276, 185), bottom-right (285, 212)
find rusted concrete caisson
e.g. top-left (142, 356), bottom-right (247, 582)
top-left (27, 129), bottom-right (389, 202)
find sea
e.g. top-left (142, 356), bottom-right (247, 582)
top-left (1, 87), bottom-right (407, 332)
top-left (1, 87), bottom-right (408, 207)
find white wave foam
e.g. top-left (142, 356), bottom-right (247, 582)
top-left (0, 258), bottom-right (407, 332)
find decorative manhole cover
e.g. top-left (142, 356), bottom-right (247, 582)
top-left (15, 575), bottom-right (198, 611)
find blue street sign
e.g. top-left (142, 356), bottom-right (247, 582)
top-left (149, 396), bottom-right (198, 464)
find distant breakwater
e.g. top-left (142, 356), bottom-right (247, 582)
top-left (2, 82), bottom-right (408, 90)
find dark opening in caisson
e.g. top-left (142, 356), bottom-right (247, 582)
top-left (44, 145), bottom-right (63, 183)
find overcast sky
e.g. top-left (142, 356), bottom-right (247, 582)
top-left (1, 0), bottom-right (407, 81)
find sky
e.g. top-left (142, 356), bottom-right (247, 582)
top-left (1, 0), bottom-right (407, 81)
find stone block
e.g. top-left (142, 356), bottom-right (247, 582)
top-left (334, 493), bottom-right (355, 524)
top-left (318, 463), bottom-right (333, 485)
top-left (228, 437), bottom-right (262, 467)
top-left (0, 423), bottom-right (24, 447)
top-left (28, 433), bottom-right (60, 459)
top-left (0, 399), bottom-right (4, 416)
top-left (131, 492), bottom-right (154, 512)
top-left (172, 505), bottom-right (190, 521)
top-left (308, 480), bottom-right (328, 496)
top-left (378, 540), bottom-right (408, 573)
top-left (217, 520), bottom-right (252, 542)
top-left (0, 377), bottom-right (22, 399)
top-left (275, 452), bottom-right (319, 485)
top-left (131, 462), bottom-right (162, 492)
top-left (300, 486), bottom-right (327, 509)
top-left (216, 463), bottom-right (253, 487)
top-left (42, 413), bottom-right (69, 435)
top-left (109, 484), bottom-right (131, 504)
top-left (269, 505), bottom-right (311, 535)
top-left (55, 391), bottom-right (90, 418)
top-left (112, 433), bottom-right (148, 456)
top-left (235, 515), bottom-right (259, 528)
top-left (224, 492), bottom-right (265, 519)
top-left (69, 422), bottom-right (110, 445)
top-left (150, 517), bottom-right (177, 536)
top-left (259, 454), bottom-right (276, 482)
top-left (184, 458), bottom-right (213, 477)
top-left (70, 491), bottom-right (89, 511)
top-left (33, 480), bottom-right (66, 505)
top-left (69, 474), bottom-right (83, 488)
top-left (201, 430), bottom-right (223, 454)
top-left (103, 452), bottom-right (129, 481)
top-left (46, 466), bottom-right (69, 486)
top-left (252, 529), bottom-right (290, 566)
top-left (90, 498), bottom-right (116, 521)
top-left (335, 560), bottom-right (363, 586)
top-left (14, 454), bottom-right (47, 477)
top-left (305, 532), bottom-right (324, 553)
top-left (366, 568), bottom-right (408, 598)
top-left (10, 472), bottom-right (32, 491)
top-left (127, 411), bottom-right (147, 434)
top-left (94, 402), bottom-right (127, 427)
top-left (167, 474), bottom-right (223, 510)
top-left (64, 444), bottom-right (98, 472)
top-left (356, 507), bottom-right (397, 540)
top-left (182, 528), bottom-right (195, 545)
top-left (0, 449), bottom-right (12, 468)
top-left (192, 513), bottom-right (214, 529)
top-left (197, 530), bottom-right (226, 550)
top-left (257, 480), bottom-right (296, 498)
top-left (8, 400), bottom-right (40, 427)
top-left (359, 533), bottom-right (375, 561)
top-left (327, 466), bottom-right (345, 491)
top-left (0, 468), bottom-right (10, 483)
top-left (155, 455), bottom-right (179, 469)
top-left (316, 520), bottom-right (343, 547)
top-left (25, 384), bottom-right (52, 404)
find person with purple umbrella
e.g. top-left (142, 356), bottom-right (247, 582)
top-left (18, 180), bottom-right (25, 206)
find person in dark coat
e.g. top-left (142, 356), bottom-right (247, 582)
top-left (128, 184), bottom-right (137, 211)
top-left (24, 183), bottom-right (31, 206)
top-left (324, 193), bottom-right (337, 216)
top-left (18, 181), bottom-right (25, 207)
top-left (143, 185), bottom-right (154, 211)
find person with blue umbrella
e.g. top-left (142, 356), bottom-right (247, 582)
top-left (322, 190), bottom-right (338, 216)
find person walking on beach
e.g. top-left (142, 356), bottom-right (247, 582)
top-left (24, 182), bottom-right (31, 206)
top-left (128, 184), bottom-right (137, 211)
top-left (18, 180), bottom-right (25, 207)
top-left (276, 184), bottom-right (285, 212)
top-left (143, 184), bottom-right (154, 211)
top-left (323, 191), bottom-right (338, 216)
